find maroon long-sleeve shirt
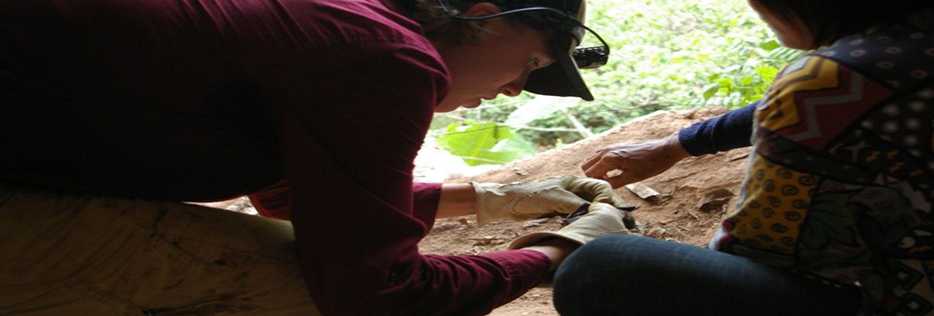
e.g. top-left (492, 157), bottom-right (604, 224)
top-left (0, 0), bottom-right (551, 315)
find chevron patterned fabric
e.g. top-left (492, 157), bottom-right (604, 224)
top-left (709, 13), bottom-right (934, 315)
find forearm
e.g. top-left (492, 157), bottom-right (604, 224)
top-left (299, 237), bottom-right (551, 315)
top-left (436, 183), bottom-right (477, 218)
top-left (292, 178), bottom-right (551, 315)
top-left (522, 237), bottom-right (581, 271)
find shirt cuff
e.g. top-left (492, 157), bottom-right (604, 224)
top-left (480, 249), bottom-right (552, 305)
top-left (412, 182), bottom-right (442, 229)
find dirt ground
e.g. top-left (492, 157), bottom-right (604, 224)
top-left (202, 107), bottom-right (749, 315)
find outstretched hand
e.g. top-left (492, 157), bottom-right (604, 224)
top-left (581, 133), bottom-right (691, 188)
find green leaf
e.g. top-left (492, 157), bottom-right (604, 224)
top-left (702, 83), bottom-right (720, 100)
top-left (756, 65), bottom-right (779, 82)
top-left (505, 96), bottom-right (579, 126)
top-left (437, 121), bottom-right (537, 166)
top-left (717, 77), bottom-right (734, 91)
top-left (489, 136), bottom-right (537, 159)
top-left (758, 39), bottom-right (781, 51)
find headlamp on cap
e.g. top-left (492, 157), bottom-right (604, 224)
top-left (533, 9), bottom-right (609, 69)
top-left (438, 0), bottom-right (611, 100)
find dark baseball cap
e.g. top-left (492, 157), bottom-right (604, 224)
top-left (521, 0), bottom-right (606, 101)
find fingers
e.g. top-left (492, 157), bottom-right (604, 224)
top-left (530, 190), bottom-right (589, 216)
top-left (592, 185), bottom-right (636, 211)
top-left (583, 157), bottom-right (642, 189)
top-left (564, 177), bottom-right (622, 204)
top-left (563, 177), bottom-right (608, 199)
top-left (557, 194), bottom-right (590, 210)
top-left (581, 155), bottom-right (619, 180)
top-left (586, 202), bottom-right (629, 223)
top-left (580, 148), bottom-right (608, 172)
top-left (563, 177), bottom-right (637, 211)
top-left (607, 190), bottom-right (636, 211)
top-left (582, 145), bottom-right (640, 182)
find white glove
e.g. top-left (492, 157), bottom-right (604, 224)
top-left (508, 202), bottom-right (632, 249)
top-left (472, 176), bottom-right (633, 225)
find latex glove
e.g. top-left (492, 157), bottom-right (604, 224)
top-left (508, 202), bottom-right (632, 249)
top-left (472, 176), bottom-right (633, 225)
top-left (581, 133), bottom-right (691, 188)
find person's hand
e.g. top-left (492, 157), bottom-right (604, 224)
top-left (509, 202), bottom-right (632, 270)
top-left (472, 176), bottom-right (632, 224)
top-left (581, 133), bottom-right (691, 188)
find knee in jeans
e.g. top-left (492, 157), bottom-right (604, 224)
top-left (553, 236), bottom-right (628, 314)
top-left (556, 237), bottom-right (616, 280)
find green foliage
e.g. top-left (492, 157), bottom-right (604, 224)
top-left (703, 41), bottom-right (800, 107)
top-left (434, 0), bottom-right (801, 164)
top-left (436, 121), bottom-right (538, 165)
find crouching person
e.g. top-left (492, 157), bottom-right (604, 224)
top-left (0, 0), bottom-right (628, 315)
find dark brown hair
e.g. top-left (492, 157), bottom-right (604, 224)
top-left (398, 0), bottom-right (558, 45)
top-left (754, 0), bottom-right (934, 46)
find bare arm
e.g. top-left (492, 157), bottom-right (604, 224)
top-left (436, 183), bottom-right (478, 218)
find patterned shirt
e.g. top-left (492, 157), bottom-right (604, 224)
top-left (710, 11), bottom-right (934, 315)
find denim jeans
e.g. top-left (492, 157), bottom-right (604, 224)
top-left (553, 235), bottom-right (861, 316)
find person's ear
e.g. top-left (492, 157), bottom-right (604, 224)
top-left (455, 2), bottom-right (502, 43)
top-left (461, 2), bottom-right (502, 18)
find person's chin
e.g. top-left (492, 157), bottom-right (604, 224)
top-left (434, 99), bottom-right (482, 112)
top-left (463, 99), bottom-right (482, 108)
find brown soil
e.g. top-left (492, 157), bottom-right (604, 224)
top-left (422, 107), bottom-right (750, 315)
top-left (202, 106), bottom-right (749, 315)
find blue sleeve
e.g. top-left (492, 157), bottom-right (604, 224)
top-left (677, 101), bottom-right (758, 156)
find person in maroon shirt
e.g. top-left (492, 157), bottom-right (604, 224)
top-left (0, 0), bottom-right (630, 315)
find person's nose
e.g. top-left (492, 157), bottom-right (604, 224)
top-left (501, 71), bottom-right (531, 97)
